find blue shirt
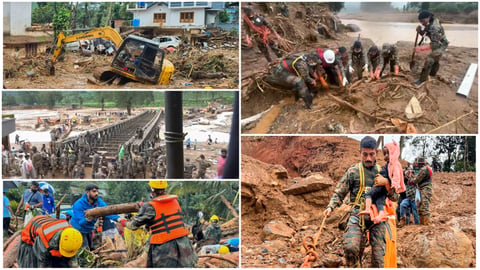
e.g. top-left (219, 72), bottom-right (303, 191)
top-left (42, 194), bottom-right (56, 215)
top-left (3, 196), bottom-right (11, 218)
top-left (70, 193), bottom-right (119, 234)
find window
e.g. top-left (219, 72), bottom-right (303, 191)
top-left (196, 2), bottom-right (208, 6)
top-left (170, 2), bottom-right (181, 7)
top-left (153, 13), bottom-right (166, 23)
top-left (184, 2), bottom-right (194, 7)
top-left (180, 12), bottom-right (194, 23)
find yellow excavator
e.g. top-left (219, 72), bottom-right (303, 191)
top-left (50, 26), bottom-right (174, 85)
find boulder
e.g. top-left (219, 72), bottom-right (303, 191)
top-left (283, 174), bottom-right (333, 195)
top-left (263, 221), bottom-right (295, 240)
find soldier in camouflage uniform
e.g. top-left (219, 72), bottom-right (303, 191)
top-left (367, 45), bottom-right (382, 80)
top-left (266, 52), bottom-right (323, 109)
top-left (50, 153), bottom-right (59, 177)
top-left (68, 151), bottom-right (77, 178)
top-left (324, 136), bottom-right (398, 267)
top-left (380, 43), bottom-right (399, 76)
top-left (410, 157), bottom-right (433, 225)
top-left (60, 150), bottom-right (68, 176)
top-left (72, 160), bottom-right (85, 179)
top-left (204, 215), bottom-right (222, 244)
top-left (184, 158), bottom-right (197, 179)
top-left (347, 41), bottom-right (368, 81)
top-left (31, 147), bottom-right (42, 178)
top-left (156, 159), bottom-right (167, 178)
top-left (196, 155), bottom-right (211, 179)
top-left (415, 11), bottom-right (449, 84)
top-left (242, 5), bottom-right (283, 62)
top-left (126, 181), bottom-right (198, 267)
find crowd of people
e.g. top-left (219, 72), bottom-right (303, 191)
top-left (243, 5), bottom-right (448, 109)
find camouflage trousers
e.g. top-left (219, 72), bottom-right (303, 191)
top-left (344, 214), bottom-right (386, 267)
top-left (254, 36), bottom-right (282, 62)
top-left (148, 236), bottom-right (198, 267)
top-left (420, 47), bottom-right (445, 81)
top-left (418, 184), bottom-right (433, 217)
top-left (266, 66), bottom-right (313, 108)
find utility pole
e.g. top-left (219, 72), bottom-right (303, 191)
top-left (165, 92), bottom-right (184, 178)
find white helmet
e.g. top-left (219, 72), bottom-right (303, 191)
top-left (323, 49), bottom-right (335, 64)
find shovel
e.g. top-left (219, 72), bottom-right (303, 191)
top-left (409, 32), bottom-right (419, 70)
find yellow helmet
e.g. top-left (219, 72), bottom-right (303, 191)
top-left (210, 215), bottom-right (219, 222)
top-left (149, 180), bottom-right (168, 189)
top-left (218, 245), bottom-right (230, 254)
top-left (59, 228), bottom-right (83, 257)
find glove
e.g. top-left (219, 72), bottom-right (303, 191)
top-left (363, 64), bottom-right (368, 71)
top-left (416, 25), bottom-right (422, 33)
top-left (342, 78), bottom-right (348, 86)
top-left (348, 66), bottom-right (354, 74)
top-left (394, 65), bottom-right (399, 75)
top-left (374, 68), bottom-right (381, 79)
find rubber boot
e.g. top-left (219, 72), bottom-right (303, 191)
top-left (430, 62), bottom-right (440, 76)
top-left (397, 217), bottom-right (406, 228)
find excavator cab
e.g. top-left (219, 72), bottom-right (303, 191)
top-left (110, 35), bottom-right (174, 85)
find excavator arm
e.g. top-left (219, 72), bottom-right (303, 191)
top-left (51, 26), bottom-right (123, 62)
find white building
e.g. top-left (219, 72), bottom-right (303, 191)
top-left (3, 2), bottom-right (32, 35)
top-left (127, 2), bottom-right (226, 29)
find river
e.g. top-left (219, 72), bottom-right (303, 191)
top-left (341, 19), bottom-right (478, 48)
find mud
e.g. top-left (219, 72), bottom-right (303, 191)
top-left (241, 3), bottom-right (478, 134)
top-left (241, 136), bottom-right (476, 268)
top-left (3, 46), bottom-right (238, 89)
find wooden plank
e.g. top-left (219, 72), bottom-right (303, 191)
top-left (456, 63), bottom-right (477, 97)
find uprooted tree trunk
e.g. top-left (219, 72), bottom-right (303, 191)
top-left (4, 231), bottom-right (21, 267)
top-left (197, 253), bottom-right (239, 268)
top-left (84, 202), bottom-right (142, 218)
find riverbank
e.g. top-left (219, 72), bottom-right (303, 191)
top-left (338, 11), bottom-right (478, 24)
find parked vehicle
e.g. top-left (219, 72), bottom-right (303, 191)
top-left (152, 36), bottom-right (181, 49)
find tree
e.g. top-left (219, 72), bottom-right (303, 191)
top-left (219, 11), bottom-right (230, 23)
top-left (39, 91), bottom-right (64, 109)
top-left (52, 4), bottom-right (71, 37)
top-left (433, 136), bottom-right (464, 172)
top-left (106, 181), bottom-right (148, 204)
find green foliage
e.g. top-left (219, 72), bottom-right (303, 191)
top-left (32, 4), bottom-right (55, 24)
top-left (3, 94), bottom-right (17, 106)
top-left (106, 182), bottom-right (149, 205)
top-left (430, 3), bottom-right (460, 14)
top-left (219, 11), bottom-right (230, 23)
top-left (53, 6), bottom-right (71, 36)
top-left (407, 2), bottom-right (477, 14)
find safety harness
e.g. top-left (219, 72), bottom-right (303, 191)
top-left (282, 55), bottom-right (304, 77)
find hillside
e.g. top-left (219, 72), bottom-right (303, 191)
top-left (241, 136), bottom-right (475, 267)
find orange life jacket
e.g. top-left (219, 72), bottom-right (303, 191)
top-left (21, 215), bottom-right (71, 257)
top-left (148, 194), bottom-right (189, 244)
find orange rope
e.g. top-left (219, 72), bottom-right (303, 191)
top-left (300, 215), bottom-right (327, 267)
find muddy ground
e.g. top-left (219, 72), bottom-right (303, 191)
top-left (241, 136), bottom-right (476, 268)
top-left (3, 45), bottom-right (239, 89)
top-left (241, 3), bottom-right (478, 134)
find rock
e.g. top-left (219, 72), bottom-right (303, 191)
top-left (446, 216), bottom-right (475, 238)
top-left (263, 221), bottom-right (295, 240)
top-left (405, 226), bottom-right (473, 267)
top-left (261, 248), bottom-right (268, 253)
top-left (345, 23), bottom-right (361, 32)
top-left (26, 71), bottom-right (35, 77)
top-left (283, 174), bottom-right (334, 195)
top-left (278, 257), bottom-right (286, 264)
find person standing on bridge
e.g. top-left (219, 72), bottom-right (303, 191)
top-left (323, 136), bottom-right (398, 267)
top-left (92, 149), bottom-right (101, 179)
top-left (415, 11), bottom-right (449, 85)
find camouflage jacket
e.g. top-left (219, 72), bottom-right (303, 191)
top-left (282, 54), bottom-right (316, 85)
top-left (197, 159), bottom-right (211, 172)
top-left (411, 165), bottom-right (432, 188)
top-left (424, 17), bottom-right (449, 50)
top-left (327, 162), bottom-right (398, 213)
top-left (243, 14), bottom-right (275, 38)
top-left (381, 44), bottom-right (399, 65)
top-left (184, 162), bottom-right (197, 177)
top-left (205, 223), bottom-right (222, 244)
top-left (348, 49), bottom-right (368, 67)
